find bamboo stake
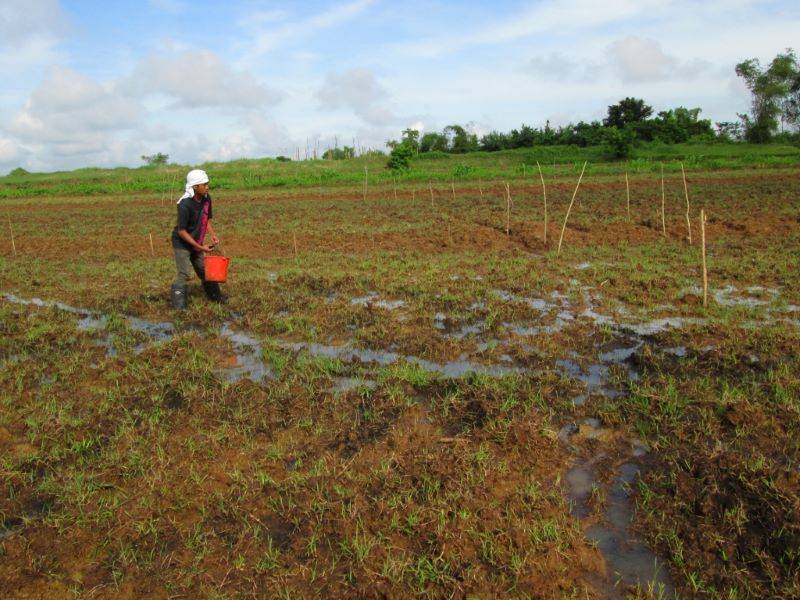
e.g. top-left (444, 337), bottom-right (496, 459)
top-left (681, 163), bottom-right (693, 244)
top-left (660, 164), bottom-right (666, 237)
top-left (8, 216), bottom-right (16, 257)
top-left (149, 232), bottom-right (155, 257)
top-left (363, 167), bottom-right (368, 202)
top-left (556, 161), bottom-right (588, 256)
top-left (625, 171), bottom-right (631, 221)
top-left (536, 161), bottom-right (547, 245)
top-left (479, 179), bottom-right (483, 199)
top-left (429, 182), bottom-right (434, 208)
top-left (700, 209), bottom-right (708, 307)
top-left (393, 178), bottom-right (397, 201)
top-left (504, 183), bottom-right (511, 236)
top-left (451, 180), bottom-right (456, 201)
top-left (293, 232), bottom-right (298, 259)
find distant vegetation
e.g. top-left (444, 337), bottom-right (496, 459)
top-left (1, 143), bottom-right (799, 200)
top-left (141, 152), bottom-right (169, 166)
top-left (381, 49), bottom-right (800, 169)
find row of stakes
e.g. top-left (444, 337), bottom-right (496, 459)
top-left (4, 162), bottom-right (712, 306)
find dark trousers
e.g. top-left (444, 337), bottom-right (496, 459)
top-left (173, 246), bottom-right (205, 285)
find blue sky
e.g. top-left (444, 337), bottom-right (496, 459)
top-left (0, 0), bottom-right (798, 173)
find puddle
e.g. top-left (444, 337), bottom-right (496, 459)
top-left (492, 290), bottom-right (559, 313)
top-left (565, 465), bottom-right (596, 519)
top-left (284, 340), bottom-right (523, 378)
top-left (220, 322), bottom-right (274, 383)
top-left (586, 463), bottom-right (675, 597)
top-left (621, 317), bottom-right (705, 337)
top-left (560, 419), bottom-right (675, 597)
top-left (350, 293), bottom-right (406, 310)
top-left (664, 346), bottom-right (687, 357)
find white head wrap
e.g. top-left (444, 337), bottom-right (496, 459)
top-left (177, 169), bottom-right (209, 203)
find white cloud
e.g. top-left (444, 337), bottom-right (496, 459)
top-left (0, 0), bottom-right (67, 45)
top-left (122, 50), bottom-right (282, 110)
top-left (524, 52), bottom-right (600, 82)
top-left (0, 0), bottom-right (69, 78)
top-left (607, 36), bottom-right (677, 82)
top-left (316, 68), bottom-right (395, 126)
top-left (10, 67), bottom-right (142, 145)
top-left (607, 36), bottom-right (714, 83)
top-left (0, 136), bottom-right (22, 164)
top-left (244, 112), bottom-right (295, 151)
top-left (239, 0), bottom-right (375, 57)
top-left (395, 0), bottom-right (660, 58)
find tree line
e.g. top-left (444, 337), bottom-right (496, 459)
top-left (385, 49), bottom-right (800, 169)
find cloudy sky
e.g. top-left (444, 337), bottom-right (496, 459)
top-left (0, 0), bottom-right (797, 174)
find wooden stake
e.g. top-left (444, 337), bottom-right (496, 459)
top-left (393, 178), bottom-right (397, 201)
top-left (363, 167), bottom-right (368, 202)
top-left (451, 180), bottom-right (456, 201)
top-left (149, 232), bottom-right (155, 257)
top-left (660, 164), bottom-right (666, 237)
top-left (504, 183), bottom-right (511, 236)
top-left (681, 163), bottom-right (692, 244)
top-left (625, 171), bottom-right (631, 221)
top-left (429, 182), bottom-right (434, 208)
top-left (556, 161), bottom-right (588, 256)
top-left (536, 161), bottom-right (547, 245)
top-left (8, 216), bottom-right (17, 257)
top-left (293, 232), bottom-right (298, 259)
top-left (700, 209), bottom-right (708, 307)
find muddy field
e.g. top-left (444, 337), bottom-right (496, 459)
top-left (1, 167), bottom-right (799, 598)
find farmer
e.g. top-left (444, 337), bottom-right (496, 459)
top-left (170, 169), bottom-right (226, 309)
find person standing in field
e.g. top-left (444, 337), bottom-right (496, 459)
top-left (170, 169), bottom-right (226, 309)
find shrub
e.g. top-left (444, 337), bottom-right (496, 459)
top-left (602, 127), bottom-right (635, 159)
top-left (387, 143), bottom-right (414, 171)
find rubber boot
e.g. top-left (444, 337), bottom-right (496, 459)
top-left (171, 283), bottom-right (187, 310)
top-left (202, 281), bottom-right (228, 304)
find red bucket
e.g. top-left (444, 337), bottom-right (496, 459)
top-left (205, 255), bottom-right (230, 283)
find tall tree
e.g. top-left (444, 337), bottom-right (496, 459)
top-left (603, 98), bottom-right (653, 129)
top-left (735, 49), bottom-right (799, 142)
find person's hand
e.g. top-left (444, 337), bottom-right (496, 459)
top-left (211, 235), bottom-right (220, 245)
top-left (198, 244), bottom-right (213, 253)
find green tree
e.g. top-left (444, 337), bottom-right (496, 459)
top-left (387, 142), bottom-right (414, 171)
top-left (419, 132), bottom-right (448, 153)
top-left (443, 124), bottom-right (478, 153)
top-left (322, 146), bottom-right (355, 160)
top-left (401, 128), bottom-right (420, 153)
top-left (141, 152), bottom-right (169, 166)
top-left (141, 152), bottom-right (169, 165)
top-left (603, 98), bottom-right (653, 129)
top-left (602, 127), bottom-right (634, 159)
top-left (480, 131), bottom-right (510, 151)
top-left (735, 49), bottom-right (799, 142)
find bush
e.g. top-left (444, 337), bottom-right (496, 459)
top-left (602, 127), bottom-right (635, 159)
top-left (275, 155), bottom-right (292, 162)
top-left (452, 164), bottom-right (474, 178)
top-left (387, 143), bottom-right (414, 171)
top-left (141, 152), bottom-right (169, 166)
top-left (416, 151), bottom-right (450, 161)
